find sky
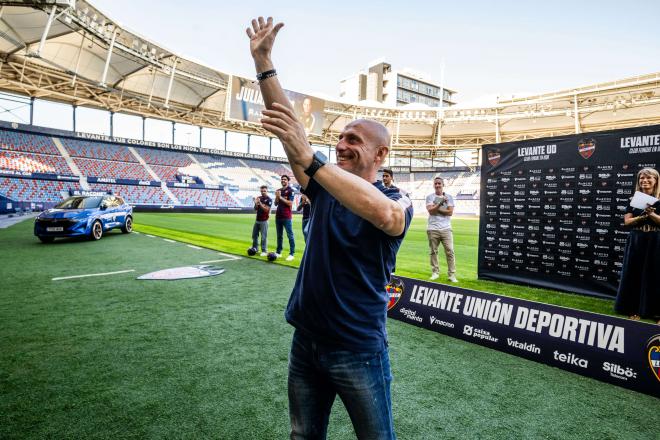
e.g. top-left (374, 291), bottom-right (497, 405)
top-left (90, 0), bottom-right (660, 105)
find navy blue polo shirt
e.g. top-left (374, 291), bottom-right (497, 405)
top-left (285, 178), bottom-right (413, 352)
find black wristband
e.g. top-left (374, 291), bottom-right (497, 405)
top-left (257, 69), bottom-right (277, 82)
top-left (304, 151), bottom-right (328, 178)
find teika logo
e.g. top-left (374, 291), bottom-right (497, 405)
top-left (554, 350), bottom-right (588, 368)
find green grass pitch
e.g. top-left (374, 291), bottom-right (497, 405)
top-left (0, 215), bottom-right (657, 439)
top-left (134, 213), bottom-right (616, 316)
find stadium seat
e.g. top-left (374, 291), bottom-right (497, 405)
top-left (169, 187), bottom-right (240, 207)
top-left (0, 150), bottom-right (73, 175)
top-left (87, 183), bottom-right (171, 205)
top-left (0, 177), bottom-right (80, 204)
top-left (73, 157), bottom-right (152, 180)
top-left (0, 130), bottom-right (60, 155)
top-left (61, 138), bottom-right (136, 162)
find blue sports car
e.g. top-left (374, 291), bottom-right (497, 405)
top-left (34, 194), bottom-right (133, 243)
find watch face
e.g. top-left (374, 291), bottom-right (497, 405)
top-left (305, 152), bottom-right (327, 177)
top-left (314, 151), bottom-right (327, 165)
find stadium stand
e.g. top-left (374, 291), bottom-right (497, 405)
top-left (194, 155), bottom-right (261, 187)
top-left (148, 164), bottom-right (181, 182)
top-left (0, 130), bottom-right (59, 155)
top-left (0, 150), bottom-right (73, 175)
top-left (243, 158), bottom-right (298, 186)
top-left (72, 157), bottom-right (152, 180)
top-left (169, 187), bottom-right (239, 207)
top-left (396, 169), bottom-right (480, 216)
top-left (87, 183), bottom-right (170, 205)
top-left (0, 177), bottom-right (80, 204)
top-left (0, 126), bottom-right (480, 213)
top-left (61, 138), bottom-right (136, 162)
top-left (134, 147), bottom-right (193, 167)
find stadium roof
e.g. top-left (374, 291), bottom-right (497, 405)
top-left (1, 0), bottom-right (660, 152)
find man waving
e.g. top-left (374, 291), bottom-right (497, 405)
top-left (247, 17), bottom-right (413, 439)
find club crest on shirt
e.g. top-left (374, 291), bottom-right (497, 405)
top-left (386, 277), bottom-right (404, 311)
top-left (488, 150), bottom-right (501, 167)
top-left (577, 138), bottom-right (596, 159)
top-left (647, 335), bottom-right (660, 382)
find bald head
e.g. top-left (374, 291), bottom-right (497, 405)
top-left (346, 119), bottom-right (390, 148)
top-left (336, 118), bottom-right (391, 181)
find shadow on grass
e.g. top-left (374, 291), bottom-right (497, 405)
top-left (33, 230), bottom-right (129, 246)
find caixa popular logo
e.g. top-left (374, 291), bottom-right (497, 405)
top-left (577, 138), bottom-right (596, 159)
top-left (386, 277), bottom-right (404, 311)
top-left (647, 334), bottom-right (660, 382)
top-left (488, 149), bottom-right (501, 167)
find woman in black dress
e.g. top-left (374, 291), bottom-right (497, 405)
top-left (615, 167), bottom-right (660, 323)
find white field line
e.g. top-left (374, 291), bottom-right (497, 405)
top-left (216, 251), bottom-right (240, 259)
top-left (199, 258), bottom-right (241, 264)
top-left (187, 244), bottom-right (202, 249)
top-left (145, 234), bottom-right (155, 238)
top-left (163, 239), bottom-right (175, 243)
top-left (52, 269), bottom-right (135, 281)
top-left (133, 231), bottom-right (140, 234)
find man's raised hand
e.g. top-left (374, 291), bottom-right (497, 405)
top-left (246, 17), bottom-right (284, 61)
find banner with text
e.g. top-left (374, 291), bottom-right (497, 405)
top-left (480, 125), bottom-right (659, 297)
top-left (86, 177), bottom-right (161, 187)
top-left (0, 170), bottom-right (78, 181)
top-left (387, 276), bottom-right (660, 398)
top-left (228, 76), bottom-right (325, 136)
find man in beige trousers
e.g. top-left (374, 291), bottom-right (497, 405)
top-left (426, 176), bottom-right (458, 282)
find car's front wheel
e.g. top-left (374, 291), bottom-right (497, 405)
top-left (90, 220), bottom-right (103, 240)
top-left (121, 216), bottom-right (133, 234)
top-left (38, 236), bottom-right (54, 243)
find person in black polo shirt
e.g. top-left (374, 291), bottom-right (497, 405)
top-left (247, 17), bottom-right (413, 439)
top-left (252, 185), bottom-right (272, 256)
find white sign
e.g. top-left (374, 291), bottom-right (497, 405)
top-left (630, 191), bottom-right (659, 210)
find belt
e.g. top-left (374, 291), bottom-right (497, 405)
top-left (633, 224), bottom-right (660, 232)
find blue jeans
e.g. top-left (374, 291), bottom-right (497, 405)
top-left (288, 330), bottom-right (396, 440)
top-left (302, 218), bottom-right (310, 243)
top-left (276, 218), bottom-right (295, 255)
top-left (251, 220), bottom-right (268, 252)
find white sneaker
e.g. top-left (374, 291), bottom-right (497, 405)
top-left (430, 273), bottom-right (440, 281)
top-left (260, 252), bottom-right (267, 257)
top-left (275, 253), bottom-right (282, 258)
top-left (448, 275), bottom-right (458, 283)
top-left (286, 255), bottom-right (294, 261)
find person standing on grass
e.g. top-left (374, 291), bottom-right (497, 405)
top-left (297, 193), bottom-right (311, 242)
top-left (426, 176), bottom-right (458, 282)
top-left (247, 16), bottom-right (413, 439)
top-left (614, 167), bottom-right (660, 324)
top-left (275, 174), bottom-right (296, 261)
top-left (252, 185), bottom-right (272, 256)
